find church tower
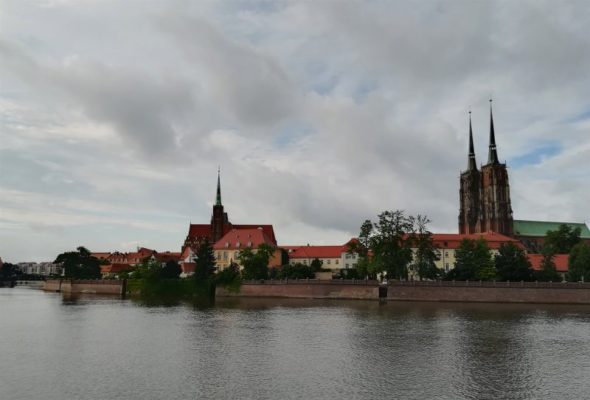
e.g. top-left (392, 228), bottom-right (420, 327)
top-left (211, 168), bottom-right (229, 243)
top-left (479, 100), bottom-right (513, 236)
top-left (459, 111), bottom-right (482, 234)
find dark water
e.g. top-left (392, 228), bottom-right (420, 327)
top-left (1, 288), bottom-right (590, 400)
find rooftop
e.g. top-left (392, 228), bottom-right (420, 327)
top-left (513, 220), bottom-right (590, 238)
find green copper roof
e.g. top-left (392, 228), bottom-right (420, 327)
top-left (513, 220), bottom-right (590, 238)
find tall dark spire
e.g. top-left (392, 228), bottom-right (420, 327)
top-left (488, 99), bottom-right (499, 164)
top-left (467, 110), bottom-right (477, 171)
top-left (215, 166), bottom-right (222, 206)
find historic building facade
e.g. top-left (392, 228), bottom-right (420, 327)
top-left (459, 102), bottom-right (513, 236)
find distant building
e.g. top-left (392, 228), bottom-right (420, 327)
top-left (287, 240), bottom-right (359, 275)
top-left (93, 248), bottom-right (181, 278)
top-left (17, 262), bottom-right (62, 276)
top-left (213, 228), bottom-right (281, 271)
top-left (430, 232), bottom-right (523, 273)
top-left (513, 220), bottom-right (590, 252)
top-left (182, 169), bottom-right (276, 253)
top-left (528, 253), bottom-right (569, 281)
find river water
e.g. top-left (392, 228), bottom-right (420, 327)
top-left (1, 287), bottom-right (589, 400)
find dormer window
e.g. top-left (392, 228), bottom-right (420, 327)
top-left (247, 241), bottom-right (252, 247)
top-left (225, 242), bottom-right (229, 248)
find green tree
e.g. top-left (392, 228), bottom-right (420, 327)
top-left (135, 258), bottom-right (162, 282)
top-left (348, 220), bottom-right (375, 279)
top-left (194, 240), bottom-right (216, 282)
top-left (215, 262), bottom-right (241, 292)
top-left (310, 258), bottom-right (323, 272)
top-left (494, 242), bottom-right (533, 281)
top-left (448, 239), bottom-right (494, 281)
top-left (536, 252), bottom-right (562, 282)
top-left (161, 260), bottom-right (182, 279)
top-left (410, 215), bottom-right (441, 280)
top-left (239, 244), bottom-right (274, 280)
top-left (278, 263), bottom-right (315, 279)
top-left (353, 211), bottom-right (415, 281)
top-left (372, 211), bottom-right (414, 280)
top-left (0, 263), bottom-right (19, 281)
top-left (54, 246), bottom-right (101, 279)
top-left (544, 224), bottom-right (582, 254)
top-left (567, 242), bottom-right (590, 282)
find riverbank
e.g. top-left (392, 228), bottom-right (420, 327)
top-left (42, 279), bottom-right (590, 304)
top-left (44, 279), bottom-right (125, 295)
top-left (218, 280), bottom-right (590, 304)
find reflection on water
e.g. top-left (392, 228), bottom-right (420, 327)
top-left (1, 288), bottom-right (590, 400)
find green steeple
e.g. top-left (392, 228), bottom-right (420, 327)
top-left (215, 167), bottom-right (222, 206)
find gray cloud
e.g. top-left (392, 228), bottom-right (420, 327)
top-left (0, 0), bottom-right (589, 261)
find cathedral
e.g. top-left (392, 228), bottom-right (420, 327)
top-left (458, 101), bottom-right (514, 236)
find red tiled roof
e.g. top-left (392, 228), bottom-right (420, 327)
top-left (431, 232), bottom-right (523, 250)
top-left (92, 252), bottom-right (111, 260)
top-left (101, 263), bottom-right (134, 274)
top-left (232, 225), bottom-right (276, 244)
top-left (181, 262), bottom-right (196, 274)
top-left (186, 224), bottom-right (277, 245)
top-left (188, 224), bottom-right (212, 238)
top-left (289, 245), bottom-right (346, 259)
top-left (155, 252), bottom-right (181, 263)
top-left (528, 254), bottom-right (569, 272)
top-left (213, 228), bottom-right (275, 250)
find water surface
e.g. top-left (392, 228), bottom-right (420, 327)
top-left (1, 288), bottom-right (589, 399)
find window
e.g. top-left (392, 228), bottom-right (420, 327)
top-left (335, 260), bottom-right (339, 265)
top-left (345, 254), bottom-right (351, 259)
top-left (346, 263), bottom-right (349, 268)
top-left (327, 260), bottom-right (331, 265)
top-left (445, 251), bottom-right (449, 257)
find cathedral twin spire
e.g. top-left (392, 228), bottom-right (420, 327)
top-left (466, 99), bottom-right (500, 170)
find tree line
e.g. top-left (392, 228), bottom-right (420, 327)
top-left (348, 210), bottom-right (590, 282)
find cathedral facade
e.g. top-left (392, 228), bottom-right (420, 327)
top-left (458, 102), bottom-right (513, 236)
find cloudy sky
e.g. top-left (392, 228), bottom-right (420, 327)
top-left (1, 0), bottom-right (589, 262)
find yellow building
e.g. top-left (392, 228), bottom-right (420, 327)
top-left (213, 228), bottom-right (281, 271)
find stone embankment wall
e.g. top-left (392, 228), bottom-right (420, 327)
top-left (218, 280), bottom-right (590, 304)
top-left (388, 281), bottom-right (590, 304)
top-left (43, 279), bottom-right (125, 295)
top-left (216, 280), bottom-right (379, 300)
